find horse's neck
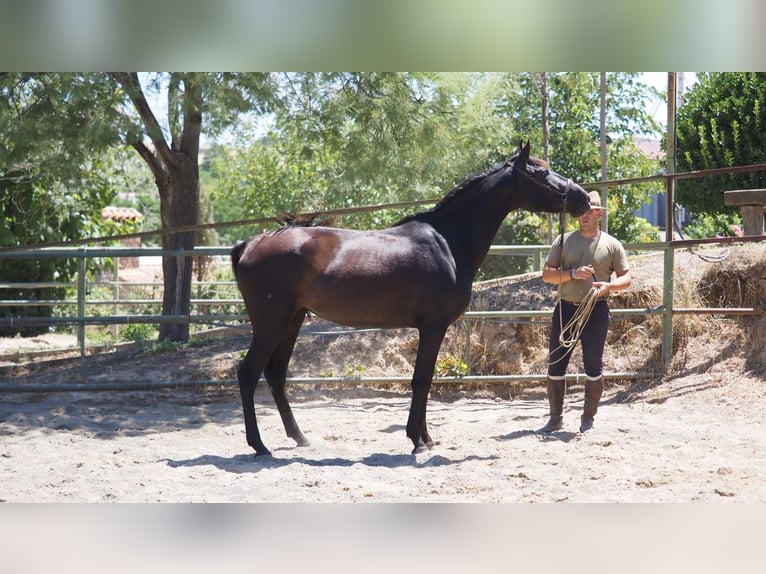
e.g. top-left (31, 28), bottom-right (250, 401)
top-left (432, 185), bottom-right (515, 278)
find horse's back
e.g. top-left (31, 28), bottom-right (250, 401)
top-left (233, 228), bottom-right (317, 289)
top-left (232, 224), bottom-right (468, 329)
top-left (235, 224), bottom-right (434, 275)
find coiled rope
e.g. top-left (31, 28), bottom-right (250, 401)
top-left (557, 286), bottom-right (600, 349)
top-left (548, 284), bottom-right (601, 367)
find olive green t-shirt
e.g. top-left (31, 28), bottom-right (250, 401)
top-left (546, 230), bottom-right (630, 302)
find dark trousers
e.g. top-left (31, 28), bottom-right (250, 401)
top-left (547, 300), bottom-right (610, 379)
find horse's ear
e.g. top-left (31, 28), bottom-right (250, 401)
top-left (516, 140), bottom-right (530, 165)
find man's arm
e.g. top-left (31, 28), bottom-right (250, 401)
top-left (592, 268), bottom-right (632, 297)
top-left (543, 261), bottom-right (602, 285)
top-left (542, 261), bottom-right (579, 285)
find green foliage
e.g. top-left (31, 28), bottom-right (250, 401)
top-left (0, 74), bottom-right (126, 180)
top-left (677, 73), bottom-right (766, 214)
top-left (502, 73), bottom-right (665, 244)
top-left (210, 73), bottom-right (515, 238)
top-left (603, 188), bottom-right (661, 243)
top-left (502, 73), bottom-right (662, 176)
top-left (682, 212), bottom-right (744, 239)
top-left (0, 75), bottom-right (144, 335)
top-left (435, 354), bottom-right (469, 377)
top-left (108, 148), bottom-right (161, 242)
top-left (609, 213), bottom-right (659, 244)
top-left (341, 363), bottom-right (366, 380)
top-left (210, 73), bottom-right (663, 251)
top-left (149, 339), bottom-right (183, 354)
top-left (120, 323), bottom-right (157, 344)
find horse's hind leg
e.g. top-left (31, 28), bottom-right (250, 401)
top-left (238, 335), bottom-right (278, 456)
top-left (265, 310), bottom-right (310, 447)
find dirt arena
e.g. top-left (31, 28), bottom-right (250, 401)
top-left (0, 373), bottom-right (764, 502)
top-left (1, 245), bottom-right (765, 502)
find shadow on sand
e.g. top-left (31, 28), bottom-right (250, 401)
top-left (492, 428), bottom-right (579, 443)
top-left (161, 450), bottom-right (498, 474)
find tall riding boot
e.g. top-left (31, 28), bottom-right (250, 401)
top-left (540, 378), bottom-right (565, 433)
top-left (580, 377), bottom-right (604, 432)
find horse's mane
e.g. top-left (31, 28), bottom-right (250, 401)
top-left (272, 153), bottom-right (549, 231)
top-left (276, 212), bottom-right (336, 228)
top-left (393, 153), bottom-right (548, 227)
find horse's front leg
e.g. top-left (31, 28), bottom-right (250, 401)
top-left (265, 310), bottom-right (310, 448)
top-left (238, 335), bottom-right (277, 457)
top-left (406, 324), bottom-right (448, 454)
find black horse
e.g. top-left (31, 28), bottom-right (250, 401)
top-left (231, 142), bottom-right (591, 456)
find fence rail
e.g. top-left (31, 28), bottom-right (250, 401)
top-left (1, 237), bottom-right (763, 391)
top-left (1, 241), bottom-right (762, 329)
top-left (0, 244), bottom-right (555, 332)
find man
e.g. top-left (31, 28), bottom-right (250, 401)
top-left (540, 190), bottom-right (632, 433)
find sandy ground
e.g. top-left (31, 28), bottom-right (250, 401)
top-left (1, 364), bottom-right (764, 502)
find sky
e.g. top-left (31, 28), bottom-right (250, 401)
top-left (641, 72), bottom-right (698, 128)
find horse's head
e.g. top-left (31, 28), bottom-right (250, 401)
top-left (510, 141), bottom-right (591, 218)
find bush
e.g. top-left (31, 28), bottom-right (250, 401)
top-left (683, 213), bottom-right (743, 239)
top-left (435, 354), bottom-right (469, 377)
top-left (120, 323), bottom-right (156, 343)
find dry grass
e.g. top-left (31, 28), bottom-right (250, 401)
top-left (695, 244), bottom-right (766, 374)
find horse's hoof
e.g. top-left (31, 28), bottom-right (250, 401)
top-left (294, 437), bottom-right (311, 447)
top-left (253, 447), bottom-right (272, 457)
top-left (411, 442), bottom-right (430, 455)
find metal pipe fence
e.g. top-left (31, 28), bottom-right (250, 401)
top-left (1, 238), bottom-right (763, 392)
top-left (0, 244), bottom-right (557, 333)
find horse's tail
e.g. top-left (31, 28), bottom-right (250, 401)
top-left (230, 239), bottom-right (249, 279)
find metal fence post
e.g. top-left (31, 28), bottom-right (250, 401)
top-left (662, 243), bottom-right (674, 367)
top-left (662, 72), bottom-right (677, 369)
top-left (463, 320), bottom-right (472, 373)
top-left (77, 248), bottom-right (86, 357)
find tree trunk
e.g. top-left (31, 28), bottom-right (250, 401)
top-left (111, 72), bottom-right (203, 344)
top-left (158, 153), bottom-right (200, 342)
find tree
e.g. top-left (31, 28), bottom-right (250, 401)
top-left (0, 74), bottom-right (132, 335)
top-left (676, 72), bottom-right (766, 214)
top-left (108, 72), bottom-right (281, 342)
top-left (212, 72), bottom-right (515, 233)
top-left (211, 72), bottom-right (664, 281)
top-left (502, 73), bottom-right (662, 183)
top-left (500, 72), bottom-right (664, 243)
top-left (2, 73), bottom-right (279, 342)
